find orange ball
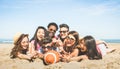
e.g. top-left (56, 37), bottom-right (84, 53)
top-left (44, 50), bottom-right (60, 65)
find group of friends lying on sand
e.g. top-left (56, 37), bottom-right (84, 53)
top-left (10, 22), bottom-right (116, 65)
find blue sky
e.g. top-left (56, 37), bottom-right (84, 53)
top-left (0, 0), bottom-right (120, 39)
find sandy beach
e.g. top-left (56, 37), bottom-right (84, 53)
top-left (0, 43), bottom-right (120, 69)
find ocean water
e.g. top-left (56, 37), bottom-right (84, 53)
top-left (0, 39), bottom-right (13, 44)
top-left (102, 39), bottom-right (120, 43)
top-left (0, 39), bottom-right (120, 44)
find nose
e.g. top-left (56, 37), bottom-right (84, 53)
top-left (25, 42), bottom-right (29, 46)
top-left (80, 44), bottom-right (84, 48)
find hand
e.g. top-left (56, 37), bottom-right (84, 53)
top-left (38, 53), bottom-right (44, 59)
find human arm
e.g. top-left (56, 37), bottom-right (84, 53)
top-left (96, 40), bottom-right (108, 46)
top-left (17, 52), bottom-right (32, 60)
top-left (28, 42), bottom-right (44, 59)
top-left (28, 43), bottom-right (37, 55)
top-left (69, 55), bottom-right (88, 62)
top-left (61, 48), bottom-right (79, 62)
top-left (69, 48), bottom-right (79, 57)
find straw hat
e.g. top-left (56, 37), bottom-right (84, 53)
top-left (13, 32), bottom-right (22, 44)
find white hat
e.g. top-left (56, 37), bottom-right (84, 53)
top-left (13, 32), bottom-right (22, 44)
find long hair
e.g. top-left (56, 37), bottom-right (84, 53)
top-left (83, 35), bottom-right (102, 60)
top-left (64, 31), bottom-right (79, 53)
top-left (10, 34), bottom-right (29, 58)
top-left (30, 26), bottom-right (47, 50)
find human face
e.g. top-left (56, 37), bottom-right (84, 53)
top-left (21, 36), bottom-right (29, 49)
top-left (37, 29), bottom-right (45, 40)
top-left (80, 40), bottom-right (87, 52)
top-left (59, 27), bottom-right (68, 39)
top-left (42, 43), bottom-right (52, 53)
top-left (64, 35), bottom-right (76, 47)
top-left (48, 25), bottom-right (57, 33)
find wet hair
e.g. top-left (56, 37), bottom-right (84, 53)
top-left (83, 35), bottom-right (102, 60)
top-left (59, 24), bottom-right (69, 31)
top-left (10, 34), bottom-right (29, 58)
top-left (47, 22), bottom-right (58, 31)
top-left (30, 26), bottom-right (47, 50)
top-left (63, 31), bottom-right (79, 53)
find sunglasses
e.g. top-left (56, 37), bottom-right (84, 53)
top-left (66, 36), bottom-right (75, 41)
top-left (42, 46), bottom-right (52, 49)
top-left (49, 29), bottom-right (56, 33)
top-left (59, 31), bottom-right (68, 33)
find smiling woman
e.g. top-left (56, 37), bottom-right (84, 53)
top-left (64, 35), bottom-right (76, 47)
top-left (10, 32), bottom-right (36, 61)
top-left (78, 35), bottom-right (102, 60)
top-left (63, 31), bottom-right (79, 53)
top-left (60, 31), bottom-right (80, 62)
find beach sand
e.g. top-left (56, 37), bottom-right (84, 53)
top-left (0, 43), bottom-right (120, 69)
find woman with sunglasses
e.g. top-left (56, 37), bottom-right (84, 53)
top-left (60, 31), bottom-right (80, 62)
